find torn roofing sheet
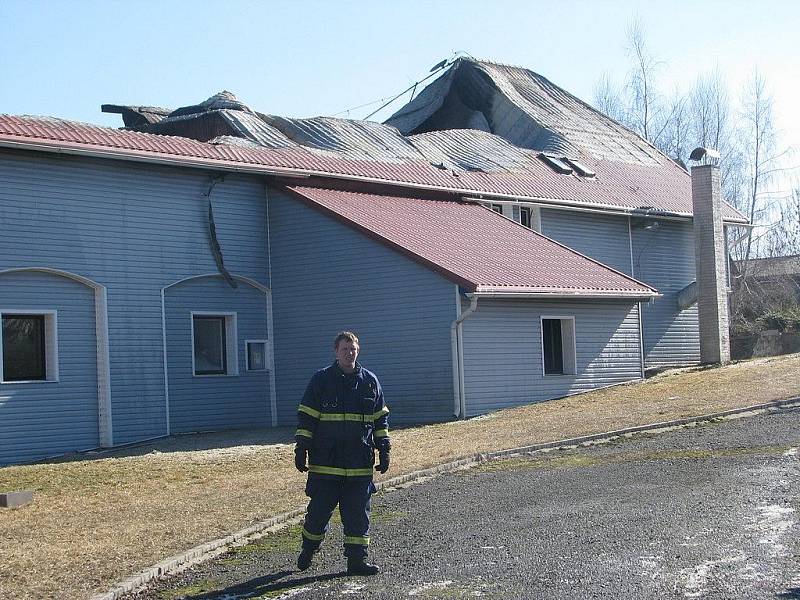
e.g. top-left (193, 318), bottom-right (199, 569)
top-left (283, 185), bottom-right (659, 298)
top-left (385, 57), bottom-right (666, 166)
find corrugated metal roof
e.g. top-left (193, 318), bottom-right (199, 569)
top-left (0, 114), bottom-right (747, 223)
top-left (284, 185), bottom-right (659, 298)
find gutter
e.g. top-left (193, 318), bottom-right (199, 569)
top-left (0, 137), bottom-right (750, 225)
top-left (471, 291), bottom-right (661, 300)
top-left (450, 292), bottom-right (480, 419)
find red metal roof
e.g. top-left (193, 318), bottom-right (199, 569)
top-left (0, 115), bottom-right (747, 223)
top-left (284, 185), bottom-right (659, 298)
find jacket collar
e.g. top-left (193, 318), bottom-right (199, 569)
top-left (333, 360), bottom-right (362, 378)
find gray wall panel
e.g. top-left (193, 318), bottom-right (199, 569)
top-left (0, 150), bottom-right (270, 459)
top-left (631, 220), bottom-right (700, 367)
top-left (268, 187), bottom-right (456, 426)
top-left (460, 298), bottom-right (641, 415)
top-left (540, 208), bottom-right (633, 275)
top-left (0, 270), bottom-right (98, 464)
top-left (165, 276), bottom-right (270, 432)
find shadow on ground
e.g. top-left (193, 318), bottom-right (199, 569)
top-left (181, 570), bottom-right (348, 599)
top-left (777, 587), bottom-right (800, 599)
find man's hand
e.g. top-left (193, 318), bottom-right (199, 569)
top-left (294, 446), bottom-right (308, 472)
top-left (375, 447), bottom-right (390, 474)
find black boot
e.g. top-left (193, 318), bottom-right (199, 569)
top-left (347, 557), bottom-right (380, 576)
top-left (297, 548), bottom-right (315, 571)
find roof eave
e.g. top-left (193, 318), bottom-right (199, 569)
top-left (0, 134), bottom-right (750, 225)
top-left (471, 289), bottom-right (661, 300)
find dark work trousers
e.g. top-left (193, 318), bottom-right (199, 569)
top-left (301, 477), bottom-right (376, 559)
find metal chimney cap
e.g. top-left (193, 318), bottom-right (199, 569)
top-left (689, 147), bottom-right (721, 165)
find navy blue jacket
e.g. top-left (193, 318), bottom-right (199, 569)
top-left (295, 361), bottom-right (390, 479)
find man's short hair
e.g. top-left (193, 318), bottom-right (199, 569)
top-left (334, 331), bottom-right (359, 349)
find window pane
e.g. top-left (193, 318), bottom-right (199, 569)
top-left (520, 207), bottom-right (532, 228)
top-left (2, 315), bottom-right (46, 381)
top-left (247, 342), bottom-right (266, 371)
top-left (542, 319), bottom-right (563, 375)
top-left (193, 317), bottom-right (226, 375)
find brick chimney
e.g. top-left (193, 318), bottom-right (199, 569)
top-left (690, 156), bottom-right (730, 364)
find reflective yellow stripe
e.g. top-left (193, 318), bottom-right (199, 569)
top-left (373, 429), bottom-right (389, 438)
top-left (298, 404), bottom-right (321, 419)
top-left (372, 407), bottom-right (389, 420)
top-left (302, 527), bottom-right (325, 541)
top-left (344, 535), bottom-right (370, 546)
top-left (308, 465), bottom-right (374, 477)
top-left (318, 413), bottom-right (370, 422)
top-left (296, 429), bottom-right (314, 439)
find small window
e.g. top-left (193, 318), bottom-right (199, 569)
top-left (563, 158), bottom-right (596, 178)
top-left (520, 206), bottom-right (532, 228)
top-left (192, 313), bottom-right (238, 376)
top-left (1, 312), bottom-right (58, 383)
top-left (538, 153), bottom-right (573, 175)
top-left (490, 203), bottom-right (503, 214)
top-left (246, 340), bottom-right (268, 371)
top-left (541, 317), bottom-right (576, 376)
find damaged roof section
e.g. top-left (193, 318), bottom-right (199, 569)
top-left (385, 57), bottom-right (666, 166)
top-left (9, 57), bottom-right (748, 221)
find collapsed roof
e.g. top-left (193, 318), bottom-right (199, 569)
top-left (5, 57), bottom-right (746, 222)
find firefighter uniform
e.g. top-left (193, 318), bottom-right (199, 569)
top-left (295, 361), bottom-right (390, 559)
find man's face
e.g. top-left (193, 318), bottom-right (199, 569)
top-left (335, 340), bottom-right (359, 373)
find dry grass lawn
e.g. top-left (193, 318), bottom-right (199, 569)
top-left (1, 354), bottom-right (799, 600)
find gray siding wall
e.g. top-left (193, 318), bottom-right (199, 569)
top-left (632, 220), bottom-right (700, 367)
top-left (268, 187), bottom-right (456, 426)
top-left (165, 276), bottom-right (270, 432)
top-left (0, 150), bottom-right (269, 461)
top-left (541, 207), bottom-right (700, 368)
top-left (0, 270), bottom-right (98, 464)
top-left (540, 208), bottom-right (633, 275)
top-left (460, 298), bottom-right (641, 416)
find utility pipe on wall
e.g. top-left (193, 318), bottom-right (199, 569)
top-left (450, 292), bottom-right (479, 419)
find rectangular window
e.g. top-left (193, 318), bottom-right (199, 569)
top-left (246, 340), bottom-right (268, 371)
top-left (0, 311), bottom-right (58, 383)
top-left (490, 203), bottom-right (503, 214)
top-left (2, 315), bottom-right (46, 381)
top-left (541, 317), bottom-right (576, 376)
top-left (191, 312), bottom-right (238, 376)
top-left (520, 206), bottom-right (532, 228)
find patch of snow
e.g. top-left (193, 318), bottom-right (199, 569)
top-left (408, 580), bottom-right (454, 596)
top-left (677, 554), bottom-right (747, 598)
top-left (746, 503), bottom-right (796, 558)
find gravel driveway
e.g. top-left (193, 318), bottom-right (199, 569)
top-left (130, 405), bottom-right (800, 599)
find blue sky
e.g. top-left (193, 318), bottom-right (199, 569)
top-left (1, 0), bottom-right (798, 157)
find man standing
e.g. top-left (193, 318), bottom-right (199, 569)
top-left (294, 331), bottom-right (391, 576)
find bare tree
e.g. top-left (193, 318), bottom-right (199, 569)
top-left (624, 18), bottom-right (664, 144)
top-left (736, 71), bottom-right (779, 266)
top-left (657, 88), bottom-right (690, 163)
top-left (592, 73), bottom-right (628, 125)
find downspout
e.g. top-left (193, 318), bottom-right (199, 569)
top-left (450, 290), bottom-right (479, 419)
